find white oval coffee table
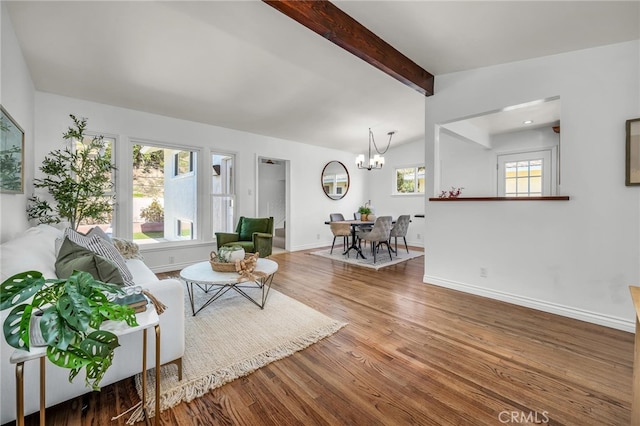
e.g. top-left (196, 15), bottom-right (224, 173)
top-left (179, 258), bottom-right (278, 316)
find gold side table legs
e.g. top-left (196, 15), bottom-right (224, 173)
top-left (142, 325), bottom-right (161, 425)
top-left (15, 362), bottom-right (24, 426)
top-left (155, 325), bottom-right (161, 425)
top-left (15, 356), bottom-right (46, 426)
top-left (12, 310), bottom-right (161, 425)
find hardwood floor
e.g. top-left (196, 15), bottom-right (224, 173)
top-left (17, 248), bottom-right (633, 425)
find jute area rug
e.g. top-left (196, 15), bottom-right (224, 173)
top-left (126, 283), bottom-right (346, 423)
top-left (310, 247), bottom-right (423, 270)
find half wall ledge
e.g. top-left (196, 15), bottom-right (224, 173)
top-left (428, 196), bottom-right (570, 201)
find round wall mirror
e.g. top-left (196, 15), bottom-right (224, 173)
top-left (321, 161), bottom-right (350, 200)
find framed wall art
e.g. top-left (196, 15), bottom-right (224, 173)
top-left (0, 106), bottom-right (25, 194)
top-left (626, 117), bottom-right (640, 186)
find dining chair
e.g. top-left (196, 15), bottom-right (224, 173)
top-left (356, 216), bottom-right (393, 263)
top-left (389, 215), bottom-right (411, 254)
top-left (329, 221), bottom-right (351, 254)
top-left (330, 213), bottom-right (345, 222)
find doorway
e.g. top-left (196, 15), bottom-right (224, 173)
top-left (257, 157), bottom-right (288, 251)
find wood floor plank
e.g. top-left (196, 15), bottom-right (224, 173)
top-left (13, 248), bottom-right (633, 425)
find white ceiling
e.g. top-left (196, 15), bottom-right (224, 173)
top-left (5, 1), bottom-right (639, 153)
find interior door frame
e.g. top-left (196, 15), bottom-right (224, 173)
top-left (256, 156), bottom-right (290, 251)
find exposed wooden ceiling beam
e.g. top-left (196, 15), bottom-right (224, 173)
top-left (263, 0), bottom-right (434, 96)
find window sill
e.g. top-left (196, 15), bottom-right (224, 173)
top-left (428, 196), bottom-right (570, 202)
top-left (392, 193), bottom-right (425, 197)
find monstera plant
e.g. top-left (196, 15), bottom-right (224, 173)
top-left (0, 270), bottom-right (137, 390)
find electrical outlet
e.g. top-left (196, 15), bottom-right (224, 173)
top-left (480, 267), bottom-right (488, 278)
top-left (417, 233), bottom-right (421, 239)
top-left (169, 256), bottom-right (175, 264)
top-left (317, 233), bottom-right (320, 240)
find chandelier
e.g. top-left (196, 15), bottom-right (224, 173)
top-left (355, 128), bottom-right (395, 170)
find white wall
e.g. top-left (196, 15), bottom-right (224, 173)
top-left (0, 3), bottom-right (35, 242)
top-left (425, 40), bottom-right (640, 331)
top-left (439, 131), bottom-right (494, 196)
top-left (367, 138), bottom-right (426, 247)
top-left (32, 93), bottom-right (365, 270)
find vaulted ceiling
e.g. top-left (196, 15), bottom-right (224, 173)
top-left (5, 1), bottom-right (639, 153)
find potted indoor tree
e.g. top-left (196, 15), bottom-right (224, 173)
top-left (0, 270), bottom-right (137, 390)
top-left (27, 115), bottom-right (116, 231)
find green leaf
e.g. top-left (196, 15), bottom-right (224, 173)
top-left (31, 280), bottom-right (66, 308)
top-left (0, 271), bottom-right (44, 310)
top-left (80, 330), bottom-right (120, 358)
top-left (57, 283), bottom-right (92, 332)
top-left (46, 344), bottom-right (91, 371)
top-left (2, 304), bottom-right (31, 350)
top-left (98, 303), bottom-right (138, 327)
top-left (84, 351), bottom-right (115, 391)
top-left (40, 307), bottom-right (76, 350)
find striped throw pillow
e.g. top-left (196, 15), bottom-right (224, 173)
top-left (64, 228), bottom-right (135, 286)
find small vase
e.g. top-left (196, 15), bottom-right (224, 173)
top-left (228, 247), bottom-right (245, 262)
top-left (30, 312), bottom-right (47, 347)
top-left (360, 213), bottom-right (367, 221)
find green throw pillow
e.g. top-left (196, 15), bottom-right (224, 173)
top-left (55, 237), bottom-right (124, 285)
top-left (239, 218), bottom-right (270, 241)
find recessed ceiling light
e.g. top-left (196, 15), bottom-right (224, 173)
top-left (523, 120), bottom-right (534, 125)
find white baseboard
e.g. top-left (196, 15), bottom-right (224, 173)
top-left (150, 261), bottom-right (195, 274)
top-left (424, 275), bottom-right (634, 333)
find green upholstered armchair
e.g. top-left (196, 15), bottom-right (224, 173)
top-left (215, 216), bottom-right (274, 258)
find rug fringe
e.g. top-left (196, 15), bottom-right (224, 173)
top-left (127, 320), bottom-right (346, 423)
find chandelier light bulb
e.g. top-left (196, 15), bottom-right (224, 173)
top-left (355, 128), bottom-right (394, 171)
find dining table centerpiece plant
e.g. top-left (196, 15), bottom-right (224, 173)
top-left (358, 205), bottom-right (372, 221)
top-left (0, 270), bottom-right (138, 390)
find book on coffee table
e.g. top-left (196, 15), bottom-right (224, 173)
top-left (115, 293), bottom-right (148, 313)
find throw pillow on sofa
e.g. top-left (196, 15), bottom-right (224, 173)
top-left (55, 237), bottom-right (124, 285)
top-left (112, 237), bottom-right (143, 260)
top-left (64, 228), bottom-right (135, 286)
top-left (55, 226), bottom-right (112, 255)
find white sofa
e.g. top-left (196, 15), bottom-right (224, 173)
top-left (0, 225), bottom-right (185, 424)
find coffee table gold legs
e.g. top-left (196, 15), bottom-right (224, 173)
top-left (15, 357), bottom-right (46, 426)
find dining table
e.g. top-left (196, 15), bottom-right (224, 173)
top-left (325, 220), bottom-right (375, 259)
top-left (325, 217), bottom-right (410, 260)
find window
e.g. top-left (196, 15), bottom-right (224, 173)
top-left (497, 150), bottom-right (553, 197)
top-left (395, 166), bottom-right (425, 194)
top-left (177, 219), bottom-right (194, 240)
top-left (76, 135), bottom-right (116, 236)
top-left (174, 151), bottom-right (194, 176)
top-left (133, 143), bottom-right (198, 244)
top-left (211, 152), bottom-right (236, 236)
top-left (504, 159), bottom-right (542, 197)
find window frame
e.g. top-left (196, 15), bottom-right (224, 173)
top-left (211, 151), bottom-right (237, 237)
top-left (393, 164), bottom-right (426, 196)
top-left (130, 140), bottom-right (200, 245)
top-left (496, 148), bottom-right (556, 197)
top-left (75, 132), bottom-right (117, 234)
